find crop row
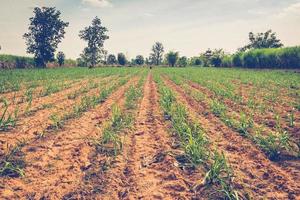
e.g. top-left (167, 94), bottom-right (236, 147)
top-left (154, 73), bottom-right (242, 199)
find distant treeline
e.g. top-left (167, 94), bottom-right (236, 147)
top-left (187, 46), bottom-right (300, 69)
top-left (221, 46), bottom-right (300, 69)
top-left (0, 54), bottom-right (76, 69)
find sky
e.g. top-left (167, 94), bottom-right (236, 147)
top-left (0, 0), bottom-right (300, 59)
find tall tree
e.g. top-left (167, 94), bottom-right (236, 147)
top-left (56, 51), bottom-right (65, 67)
top-left (79, 17), bottom-right (109, 68)
top-left (150, 42), bottom-right (164, 66)
top-left (117, 53), bottom-right (127, 66)
top-left (239, 30), bottom-right (283, 51)
top-left (135, 55), bottom-right (144, 65)
top-left (23, 7), bottom-right (69, 68)
top-left (166, 51), bottom-right (179, 67)
top-left (107, 54), bottom-right (117, 65)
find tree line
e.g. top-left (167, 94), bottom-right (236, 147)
top-left (0, 7), bottom-right (299, 69)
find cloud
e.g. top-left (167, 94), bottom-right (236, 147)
top-left (277, 2), bottom-right (300, 18)
top-left (82, 0), bottom-right (112, 8)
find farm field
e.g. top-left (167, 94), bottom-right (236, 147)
top-left (0, 67), bottom-right (299, 199)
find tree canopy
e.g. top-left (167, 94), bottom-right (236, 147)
top-left (79, 17), bottom-right (109, 68)
top-left (135, 55), bottom-right (144, 65)
top-left (239, 30), bottom-right (283, 52)
top-left (56, 51), bottom-right (65, 66)
top-left (150, 42), bottom-right (164, 66)
top-left (107, 54), bottom-right (117, 65)
top-left (23, 7), bottom-right (69, 67)
top-left (166, 51), bottom-right (179, 67)
top-left (117, 53), bottom-right (127, 66)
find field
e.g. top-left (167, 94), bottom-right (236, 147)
top-left (0, 67), bottom-right (299, 199)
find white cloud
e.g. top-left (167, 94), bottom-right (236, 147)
top-left (277, 2), bottom-right (300, 18)
top-left (82, 0), bottom-right (112, 8)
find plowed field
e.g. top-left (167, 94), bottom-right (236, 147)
top-left (0, 67), bottom-right (299, 199)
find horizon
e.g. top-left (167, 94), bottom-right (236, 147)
top-left (0, 0), bottom-right (300, 59)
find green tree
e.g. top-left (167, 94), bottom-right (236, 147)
top-left (240, 30), bottom-right (283, 51)
top-left (23, 7), bottom-right (69, 68)
top-left (166, 51), bottom-right (179, 67)
top-left (56, 51), bottom-right (65, 67)
top-left (107, 54), bottom-right (117, 65)
top-left (117, 53), bottom-right (127, 66)
top-left (210, 49), bottom-right (225, 67)
top-left (150, 42), bottom-right (164, 65)
top-left (178, 56), bottom-right (188, 67)
top-left (200, 49), bottom-right (213, 66)
top-left (135, 55), bottom-right (144, 65)
top-left (79, 17), bottom-right (109, 68)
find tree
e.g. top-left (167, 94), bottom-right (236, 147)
top-left (150, 42), bottom-right (164, 65)
top-left (210, 49), bottom-right (225, 67)
top-left (117, 53), bottom-right (127, 66)
top-left (178, 56), bottom-right (188, 67)
top-left (190, 57), bottom-right (202, 66)
top-left (200, 49), bottom-right (213, 66)
top-left (135, 55), bottom-right (144, 65)
top-left (23, 7), bottom-right (69, 68)
top-left (56, 51), bottom-right (65, 67)
top-left (166, 51), bottom-right (179, 67)
top-left (79, 17), bottom-right (109, 68)
top-left (107, 54), bottom-right (117, 65)
top-left (240, 30), bottom-right (283, 52)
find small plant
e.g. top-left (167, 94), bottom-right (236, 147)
top-left (0, 99), bottom-right (19, 131)
top-left (210, 100), bottom-right (226, 117)
top-left (203, 151), bottom-right (239, 200)
top-left (254, 131), bottom-right (291, 160)
top-left (237, 112), bottom-right (253, 136)
top-left (288, 111), bottom-right (295, 127)
top-left (100, 123), bottom-right (123, 156)
top-left (125, 85), bottom-right (142, 109)
top-left (49, 114), bottom-right (63, 130)
top-left (160, 87), bottom-right (176, 116)
top-left (0, 141), bottom-right (26, 177)
top-left (24, 88), bottom-right (33, 114)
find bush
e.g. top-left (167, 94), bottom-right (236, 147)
top-left (226, 46), bottom-right (300, 69)
top-left (0, 54), bottom-right (34, 69)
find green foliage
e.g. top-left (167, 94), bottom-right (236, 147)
top-left (79, 16), bottom-right (109, 68)
top-left (24, 7), bottom-right (69, 67)
top-left (254, 131), bottom-right (291, 160)
top-left (177, 56), bottom-right (188, 67)
top-left (135, 55), bottom-right (145, 65)
top-left (240, 30), bottom-right (283, 52)
top-left (0, 54), bottom-right (34, 69)
top-left (204, 151), bottom-right (239, 200)
top-left (117, 53), bottom-right (127, 66)
top-left (125, 85), bottom-right (142, 109)
top-left (107, 54), bottom-right (117, 65)
top-left (57, 51), bottom-right (65, 66)
top-left (166, 51), bottom-right (179, 67)
top-left (150, 42), bottom-right (164, 65)
top-left (0, 99), bottom-right (18, 131)
top-left (0, 141), bottom-right (26, 177)
top-left (227, 46), bottom-right (300, 69)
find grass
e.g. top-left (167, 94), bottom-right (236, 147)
top-left (0, 99), bottom-right (18, 131)
top-left (0, 141), bottom-right (26, 177)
